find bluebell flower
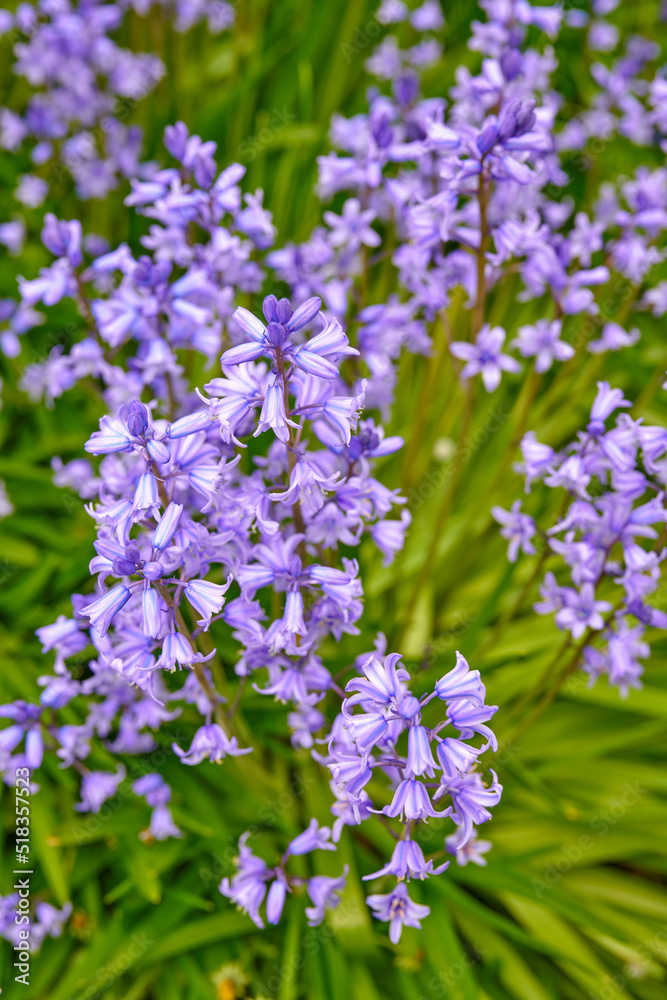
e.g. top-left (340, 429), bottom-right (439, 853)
top-left (450, 325), bottom-right (520, 392)
top-left (224, 295), bottom-right (358, 380)
top-left (184, 576), bottom-right (232, 628)
top-left (438, 770), bottom-right (503, 848)
top-left (446, 699), bottom-right (499, 751)
top-left (75, 766), bottom-right (126, 813)
top-left (491, 501), bottom-right (537, 562)
top-left (405, 724), bottom-right (438, 778)
top-left (219, 833), bottom-right (271, 929)
top-left (173, 724), bottom-right (252, 764)
top-left (266, 876), bottom-right (288, 925)
top-left (366, 883), bottom-right (430, 944)
top-left (446, 831), bottom-right (492, 867)
top-left (141, 805), bottom-right (183, 842)
top-left (382, 778), bottom-right (451, 821)
top-left (285, 819), bottom-right (336, 858)
top-left (363, 839), bottom-right (449, 881)
top-left (0, 702), bottom-right (43, 769)
top-left (81, 584), bottom-right (132, 637)
top-left (305, 866), bottom-right (349, 926)
top-left (433, 651), bottom-right (485, 705)
top-left (152, 502), bottom-right (183, 550)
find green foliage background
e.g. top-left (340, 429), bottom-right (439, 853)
top-left (1, 2), bottom-right (667, 998)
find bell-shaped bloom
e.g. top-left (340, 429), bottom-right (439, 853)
top-left (434, 652), bottom-right (486, 705)
top-left (141, 588), bottom-right (162, 639)
top-left (185, 576), bottom-right (232, 627)
top-left (266, 877), bottom-right (288, 925)
top-left (366, 883), bottom-right (430, 944)
top-left (285, 819), bottom-right (336, 858)
top-left (152, 502), bottom-right (183, 550)
top-left (305, 867), bottom-right (348, 926)
top-left (81, 584), bottom-right (131, 637)
top-left (173, 723), bottom-right (252, 764)
top-left (75, 766), bottom-right (126, 813)
top-left (363, 838), bottom-right (449, 881)
top-left (405, 725), bottom-right (438, 778)
top-left (382, 778), bottom-right (451, 821)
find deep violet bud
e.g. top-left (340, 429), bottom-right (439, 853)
top-left (477, 124), bottom-right (499, 155)
top-left (126, 400), bottom-right (149, 437)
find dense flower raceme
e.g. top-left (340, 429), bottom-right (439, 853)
top-left (493, 382), bottom-right (667, 696)
top-left (2, 0), bottom-right (667, 945)
top-left (0, 278), bottom-right (499, 937)
top-left (220, 648), bottom-right (501, 940)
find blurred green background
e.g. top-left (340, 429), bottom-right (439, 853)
top-left (1, 2), bottom-right (667, 998)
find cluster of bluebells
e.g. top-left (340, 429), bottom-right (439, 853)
top-left (494, 382), bottom-right (667, 696)
top-left (0, 0), bottom-right (234, 209)
top-left (222, 648), bottom-right (500, 941)
top-left (2, 0), bottom-right (667, 944)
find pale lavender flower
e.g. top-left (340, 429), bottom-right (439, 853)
top-left (366, 884), bottom-right (430, 943)
top-left (492, 500), bottom-right (537, 561)
top-left (511, 319), bottom-right (574, 372)
top-left (450, 325), bottom-right (520, 392)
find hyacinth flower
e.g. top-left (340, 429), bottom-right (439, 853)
top-left (223, 295), bottom-right (358, 379)
top-left (450, 326), bottom-right (521, 392)
top-left (220, 828), bottom-right (346, 930)
top-left (366, 884), bottom-right (431, 944)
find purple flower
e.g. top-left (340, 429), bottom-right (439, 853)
top-left (553, 584), bottom-right (613, 639)
top-left (366, 883), bottom-right (430, 943)
top-left (223, 295), bottom-right (357, 379)
top-left (492, 500), bottom-right (537, 561)
top-left (363, 839), bottom-right (449, 881)
top-left (80, 584), bottom-right (132, 637)
top-left (446, 832), bottom-right (492, 866)
top-left (434, 651), bottom-right (485, 704)
top-left (285, 819), bottom-right (336, 858)
top-left (440, 770), bottom-right (503, 848)
top-left (450, 325), bottom-right (520, 392)
top-left (266, 876), bottom-right (288, 925)
top-left (511, 319), bottom-right (575, 372)
top-left (305, 867), bottom-right (348, 926)
top-left (382, 778), bottom-right (451, 821)
top-left (219, 833), bottom-right (270, 929)
top-left (184, 576), bottom-right (232, 627)
top-left (75, 766), bottom-right (126, 813)
top-left (587, 323), bottom-right (640, 354)
top-left (173, 724), bottom-right (252, 764)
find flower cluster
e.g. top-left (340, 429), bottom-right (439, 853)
top-left (0, 0), bottom-right (233, 206)
top-left (495, 382), bottom-right (667, 695)
top-left (2, 0), bottom-right (667, 945)
top-left (223, 649), bottom-right (500, 940)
